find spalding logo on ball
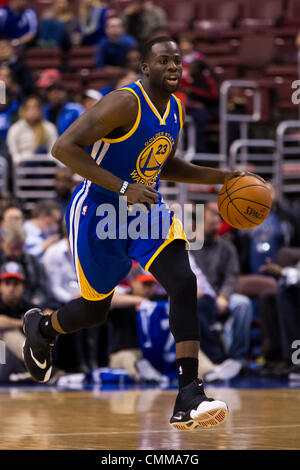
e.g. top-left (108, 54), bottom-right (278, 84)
top-left (218, 175), bottom-right (272, 229)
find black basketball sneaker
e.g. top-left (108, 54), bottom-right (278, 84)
top-left (170, 379), bottom-right (228, 431)
top-left (23, 308), bottom-right (55, 383)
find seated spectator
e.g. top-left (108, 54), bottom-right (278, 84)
top-left (24, 200), bottom-right (61, 260)
top-left (82, 89), bottom-right (103, 111)
top-left (0, 204), bottom-right (23, 231)
top-left (79, 0), bottom-right (111, 46)
top-left (0, 64), bottom-right (21, 101)
top-left (95, 15), bottom-right (137, 70)
top-left (0, 0), bottom-right (38, 49)
top-left (0, 86), bottom-right (19, 140)
top-left (43, 228), bottom-right (100, 373)
top-left (179, 34), bottom-right (205, 83)
top-left (192, 201), bottom-right (253, 367)
top-left (0, 222), bottom-right (53, 307)
top-left (122, 0), bottom-right (166, 44)
top-left (7, 95), bottom-right (58, 164)
top-left (0, 37), bottom-right (33, 96)
top-left (0, 261), bottom-right (33, 383)
top-left (258, 253), bottom-right (300, 379)
top-left (49, 0), bottom-right (79, 41)
top-left (42, 81), bottom-right (84, 135)
top-left (54, 167), bottom-right (74, 215)
top-left (125, 47), bottom-right (141, 75)
top-left (183, 59), bottom-right (219, 152)
top-left (234, 183), bottom-right (300, 275)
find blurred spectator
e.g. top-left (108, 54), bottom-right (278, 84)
top-left (234, 184), bottom-right (300, 275)
top-left (0, 65), bottom-right (20, 100)
top-left (108, 264), bottom-right (165, 382)
top-left (122, 0), bottom-right (166, 44)
top-left (0, 37), bottom-right (33, 96)
top-left (179, 34), bottom-right (204, 84)
top-left (258, 254), bottom-right (300, 378)
top-left (0, 261), bottom-right (32, 383)
top-left (100, 70), bottom-right (139, 97)
top-left (0, 87), bottom-right (19, 139)
top-left (79, 0), bottom-right (110, 46)
top-left (54, 167), bottom-right (74, 214)
top-left (0, 222), bottom-right (53, 306)
top-left (95, 15), bottom-right (137, 70)
top-left (7, 95), bottom-right (58, 164)
top-left (82, 89), bottom-right (102, 111)
top-left (42, 82), bottom-right (84, 135)
top-left (192, 202), bottom-right (252, 365)
top-left (183, 59), bottom-right (219, 152)
top-left (0, 204), bottom-right (23, 231)
top-left (125, 47), bottom-right (141, 74)
top-left (36, 68), bottom-right (62, 91)
top-left (49, 0), bottom-right (79, 41)
top-left (24, 200), bottom-right (61, 260)
top-left (43, 229), bottom-right (100, 372)
top-left (0, 0), bottom-right (38, 49)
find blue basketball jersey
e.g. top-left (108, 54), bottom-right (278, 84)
top-left (136, 300), bottom-right (177, 378)
top-left (88, 80), bottom-right (183, 199)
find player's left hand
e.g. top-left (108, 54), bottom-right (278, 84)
top-left (224, 170), bottom-right (266, 185)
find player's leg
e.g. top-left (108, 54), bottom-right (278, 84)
top-left (149, 240), bottom-right (228, 430)
top-left (22, 294), bottom-right (113, 383)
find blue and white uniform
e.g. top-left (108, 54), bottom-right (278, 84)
top-left (66, 80), bottom-right (187, 300)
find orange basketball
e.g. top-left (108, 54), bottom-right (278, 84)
top-left (218, 175), bottom-right (272, 229)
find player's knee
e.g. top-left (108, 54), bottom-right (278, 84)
top-left (81, 297), bottom-right (110, 327)
top-left (169, 270), bottom-right (197, 300)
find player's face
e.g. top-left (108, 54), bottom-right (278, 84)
top-left (145, 42), bottom-right (182, 94)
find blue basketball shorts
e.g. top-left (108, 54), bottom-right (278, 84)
top-left (65, 181), bottom-right (188, 301)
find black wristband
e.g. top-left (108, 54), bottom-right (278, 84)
top-left (119, 180), bottom-right (129, 195)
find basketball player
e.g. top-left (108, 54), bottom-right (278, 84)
top-left (22, 37), bottom-right (258, 430)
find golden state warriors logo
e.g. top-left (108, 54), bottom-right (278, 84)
top-left (131, 135), bottom-right (173, 185)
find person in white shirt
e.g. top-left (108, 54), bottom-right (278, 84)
top-left (7, 95), bottom-right (58, 164)
top-left (24, 200), bottom-right (61, 260)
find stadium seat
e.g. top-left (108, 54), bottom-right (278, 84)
top-left (239, 0), bottom-right (283, 31)
top-left (194, 0), bottom-right (239, 34)
top-left (283, 0), bottom-right (300, 26)
top-left (159, 0), bottom-right (197, 34)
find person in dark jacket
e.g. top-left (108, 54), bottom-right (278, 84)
top-left (0, 222), bottom-right (53, 307)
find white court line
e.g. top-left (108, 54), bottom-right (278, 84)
top-left (1, 424), bottom-right (300, 439)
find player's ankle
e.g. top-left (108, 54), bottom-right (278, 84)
top-left (176, 357), bottom-right (199, 390)
top-left (39, 314), bottom-right (59, 340)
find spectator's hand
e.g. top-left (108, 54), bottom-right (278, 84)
top-left (216, 295), bottom-right (229, 315)
top-left (259, 257), bottom-right (282, 278)
top-left (42, 234), bottom-right (60, 253)
top-left (225, 170), bottom-right (266, 185)
top-left (197, 289), bottom-right (204, 298)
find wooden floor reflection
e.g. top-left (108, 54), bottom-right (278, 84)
top-left (0, 387), bottom-right (299, 450)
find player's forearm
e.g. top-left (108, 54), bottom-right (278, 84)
top-left (160, 157), bottom-right (230, 184)
top-left (0, 315), bottom-right (23, 329)
top-left (52, 141), bottom-right (123, 193)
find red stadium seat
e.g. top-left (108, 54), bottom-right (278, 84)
top-left (194, 0), bottom-right (239, 33)
top-left (283, 0), bottom-right (300, 26)
top-left (160, 0), bottom-right (197, 34)
top-left (239, 0), bottom-right (283, 31)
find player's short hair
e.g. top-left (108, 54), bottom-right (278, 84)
top-left (141, 36), bottom-right (177, 63)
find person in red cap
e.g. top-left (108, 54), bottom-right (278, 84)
top-left (0, 261), bottom-right (33, 382)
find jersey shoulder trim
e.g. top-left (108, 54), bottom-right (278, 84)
top-left (172, 94), bottom-right (184, 130)
top-left (101, 87), bottom-right (141, 143)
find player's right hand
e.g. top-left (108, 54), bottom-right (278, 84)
top-left (125, 183), bottom-right (159, 204)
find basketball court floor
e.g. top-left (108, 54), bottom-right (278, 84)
top-left (0, 379), bottom-right (299, 450)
